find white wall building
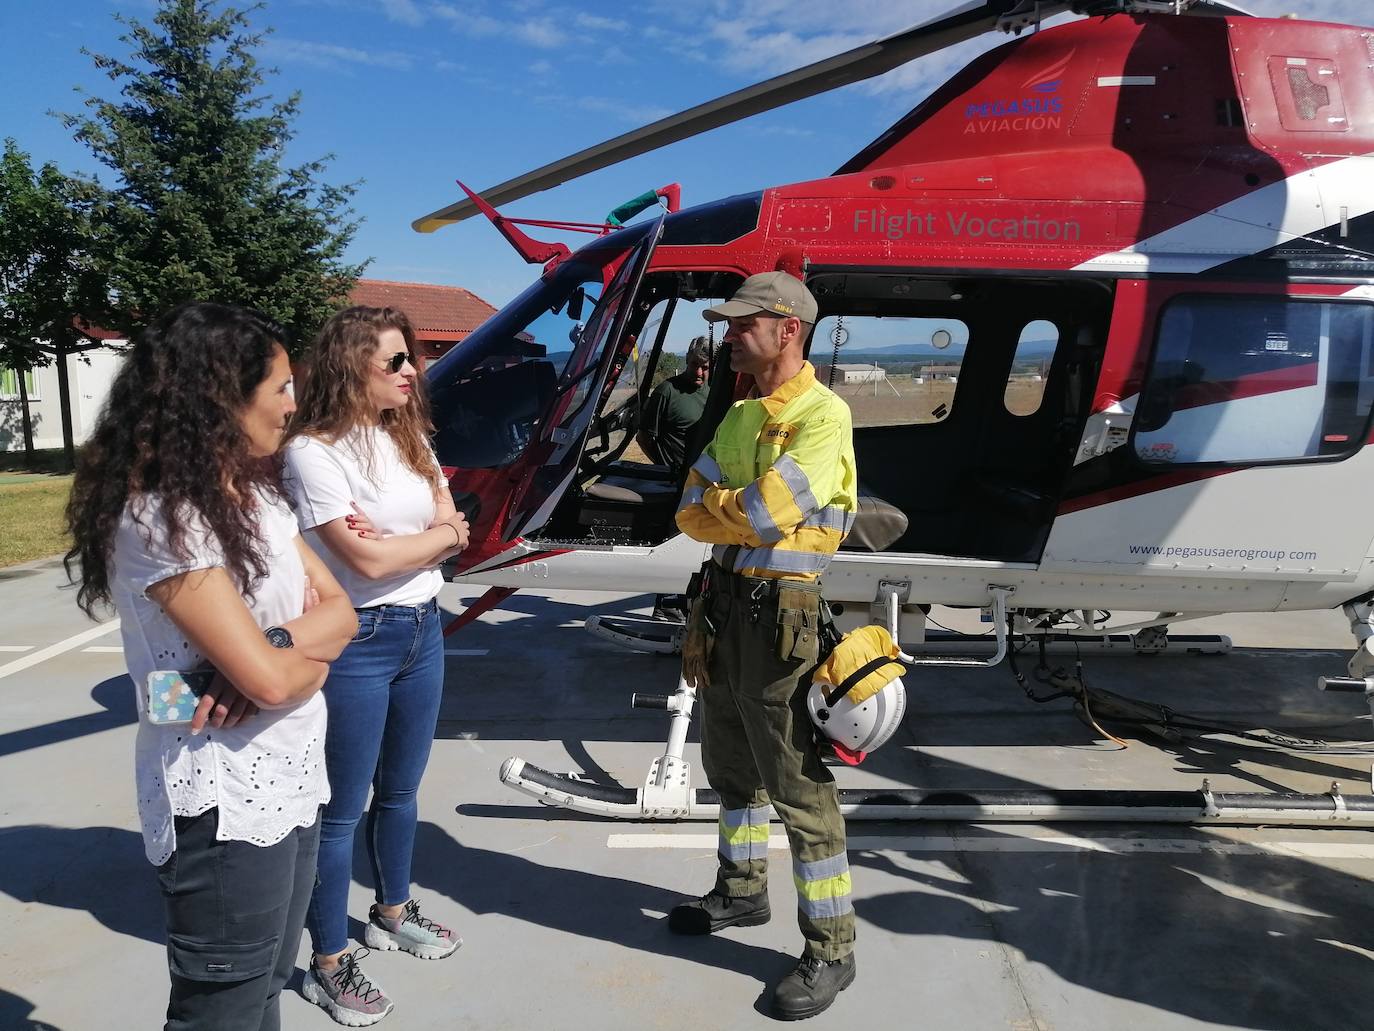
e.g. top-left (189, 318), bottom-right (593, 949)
top-left (0, 341), bottom-right (127, 452)
top-left (818, 363), bottom-right (887, 385)
top-left (914, 364), bottom-right (959, 384)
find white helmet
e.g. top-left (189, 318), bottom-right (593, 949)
top-left (807, 625), bottom-right (908, 765)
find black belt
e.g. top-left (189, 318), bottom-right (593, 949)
top-left (706, 563), bottom-right (822, 600)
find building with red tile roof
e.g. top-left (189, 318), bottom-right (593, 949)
top-left (349, 278), bottom-right (497, 362)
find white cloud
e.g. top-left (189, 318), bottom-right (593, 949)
top-left (381, 0), bottom-right (426, 26)
top-left (573, 13), bottom-right (628, 32)
top-left (430, 4), bottom-right (566, 48)
top-left (515, 18), bottom-right (565, 48)
top-left (528, 59), bottom-right (554, 76)
top-left (570, 95), bottom-right (673, 124)
top-left (261, 37), bottom-right (413, 71)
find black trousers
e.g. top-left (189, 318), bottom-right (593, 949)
top-left (157, 807), bottom-right (321, 1031)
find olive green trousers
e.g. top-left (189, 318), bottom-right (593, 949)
top-left (698, 569), bottom-right (855, 961)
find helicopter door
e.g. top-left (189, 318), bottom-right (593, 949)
top-left (1043, 286), bottom-right (1374, 580)
top-left (426, 216), bottom-right (664, 576)
top-left (500, 213), bottom-right (665, 541)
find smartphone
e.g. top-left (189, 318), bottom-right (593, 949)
top-left (146, 669), bottom-right (217, 725)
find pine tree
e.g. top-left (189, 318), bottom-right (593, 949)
top-left (59, 0), bottom-right (367, 349)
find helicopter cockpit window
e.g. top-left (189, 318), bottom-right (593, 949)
top-left (811, 315), bottom-right (968, 426)
top-left (1135, 295), bottom-right (1374, 466)
top-left (1004, 320), bottom-right (1058, 417)
top-left (427, 259), bottom-right (603, 469)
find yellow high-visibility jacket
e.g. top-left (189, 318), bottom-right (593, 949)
top-left (676, 361), bottom-right (858, 582)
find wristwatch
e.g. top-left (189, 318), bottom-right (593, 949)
top-left (264, 626), bottom-right (294, 649)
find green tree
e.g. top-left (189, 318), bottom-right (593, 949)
top-left (59, 0), bottom-right (367, 349)
top-left (652, 350), bottom-right (683, 390)
top-left (0, 139), bottom-right (106, 469)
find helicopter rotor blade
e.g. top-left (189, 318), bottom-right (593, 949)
top-left (413, 0), bottom-right (1071, 232)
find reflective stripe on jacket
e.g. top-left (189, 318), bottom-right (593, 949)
top-left (676, 361), bottom-right (858, 582)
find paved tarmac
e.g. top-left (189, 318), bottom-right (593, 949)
top-left (2, 554), bottom-right (1373, 1031)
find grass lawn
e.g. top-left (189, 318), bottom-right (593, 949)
top-left (0, 475), bottom-right (72, 568)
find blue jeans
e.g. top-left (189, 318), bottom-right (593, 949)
top-left (306, 598), bottom-right (445, 956)
top-left (159, 808), bottom-right (321, 1031)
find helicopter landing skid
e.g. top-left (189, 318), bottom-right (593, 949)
top-left (582, 613), bottom-right (1230, 659)
top-left (498, 674), bottom-right (1374, 826)
top-left (584, 613), bottom-right (684, 655)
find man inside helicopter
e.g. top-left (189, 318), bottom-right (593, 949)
top-left (637, 335), bottom-right (713, 620)
top-left (636, 335), bottom-right (713, 474)
top-left (670, 271), bottom-right (860, 1020)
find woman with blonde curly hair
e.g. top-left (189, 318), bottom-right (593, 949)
top-left (284, 306), bottom-right (469, 1026)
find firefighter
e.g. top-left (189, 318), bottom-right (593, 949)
top-left (671, 271), bottom-right (859, 1020)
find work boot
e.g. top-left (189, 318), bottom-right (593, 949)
top-left (771, 953), bottom-right (856, 1021)
top-left (667, 888), bottom-right (770, 935)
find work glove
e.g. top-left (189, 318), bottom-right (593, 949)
top-left (681, 596), bottom-right (714, 689)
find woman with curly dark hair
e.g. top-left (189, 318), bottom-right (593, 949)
top-left (283, 306), bottom-right (468, 1026)
top-left (65, 302), bottom-right (358, 1031)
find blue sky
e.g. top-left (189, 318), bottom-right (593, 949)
top-left (1, 0), bottom-right (1367, 309)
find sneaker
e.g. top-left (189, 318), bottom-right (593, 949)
top-left (365, 899), bottom-right (462, 960)
top-left (302, 948), bottom-right (393, 1027)
top-left (667, 888), bottom-right (770, 935)
top-left (771, 953), bottom-right (857, 1021)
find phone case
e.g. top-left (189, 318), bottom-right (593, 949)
top-left (146, 670), bottom-right (216, 725)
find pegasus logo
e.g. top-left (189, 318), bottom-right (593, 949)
top-left (963, 49), bottom-right (1074, 132)
top-left (1023, 51), bottom-right (1074, 94)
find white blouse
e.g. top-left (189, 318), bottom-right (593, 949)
top-left (112, 489), bottom-right (330, 866)
top-left (284, 428), bottom-right (444, 608)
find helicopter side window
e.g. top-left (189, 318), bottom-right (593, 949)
top-left (811, 315), bottom-right (968, 427)
top-left (1004, 320), bottom-right (1058, 417)
top-left (1135, 295), bottom-right (1374, 466)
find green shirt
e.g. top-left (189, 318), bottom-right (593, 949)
top-left (642, 374), bottom-right (708, 471)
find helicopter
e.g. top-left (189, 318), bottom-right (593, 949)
top-left (411, 0), bottom-right (1374, 824)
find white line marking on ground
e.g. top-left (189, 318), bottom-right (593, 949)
top-left (444, 648), bottom-right (488, 656)
top-left (0, 646), bottom-right (34, 652)
top-left (606, 833), bottom-right (1374, 860)
top-left (1319, 938), bottom-right (1374, 961)
top-left (0, 620), bottom-right (121, 681)
top-left (83, 646), bottom-right (125, 653)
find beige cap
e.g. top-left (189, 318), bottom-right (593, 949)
top-left (703, 271), bottom-right (818, 324)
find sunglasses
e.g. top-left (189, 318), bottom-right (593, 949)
top-left (374, 352), bottom-right (412, 374)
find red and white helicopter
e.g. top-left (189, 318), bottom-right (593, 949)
top-left (413, 0), bottom-right (1374, 824)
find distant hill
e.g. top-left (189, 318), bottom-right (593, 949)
top-left (540, 339), bottom-right (1059, 372)
top-left (822, 338), bottom-right (1057, 364)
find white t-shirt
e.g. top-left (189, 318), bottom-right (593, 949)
top-left (112, 488), bottom-right (330, 866)
top-left (284, 428), bottom-right (444, 608)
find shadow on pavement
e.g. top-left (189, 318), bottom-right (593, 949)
top-left (406, 820), bottom-right (791, 985)
top-left (851, 828), bottom-right (1374, 1031)
top-left (0, 824), bottom-right (162, 946)
top-left (0, 989), bottom-right (63, 1031)
top-left (0, 675), bottom-right (135, 760)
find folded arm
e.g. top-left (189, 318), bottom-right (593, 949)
top-left (149, 567), bottom-right (340, 710)
top-left (281, 536), bottom-right (362, 662)
top-left (313, 506), bottom-right (468, 581)
top-left (675, 418), bottom-right (844, 546)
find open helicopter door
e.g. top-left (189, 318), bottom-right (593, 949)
top-left (427, 214), bottom-right (665, 578)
